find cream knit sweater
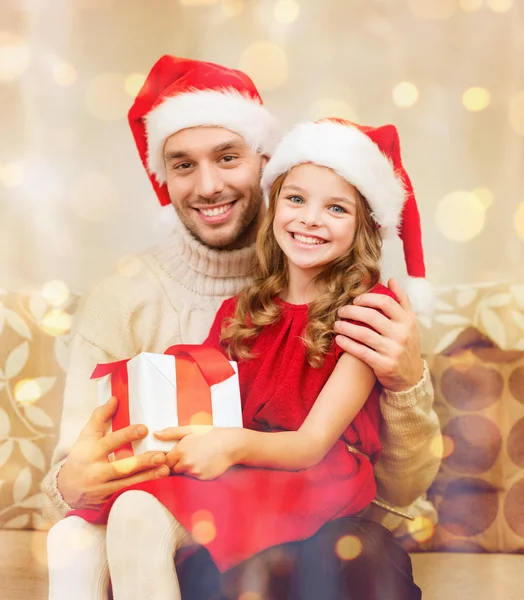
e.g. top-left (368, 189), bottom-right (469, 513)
top-left (41, 223), bottom-right (440, 526)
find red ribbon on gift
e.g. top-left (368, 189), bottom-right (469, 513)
top-left (91, 345), bottom-right (235, 461)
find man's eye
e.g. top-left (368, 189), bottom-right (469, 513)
top-left (174, 162), bottom-right (192, 170)
top-left (220, 155), bottom-right (236, 163)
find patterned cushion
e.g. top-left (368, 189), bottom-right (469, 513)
top-left (419, 282), bottom-right (524, 356)
top-left (423, 328), bottom-right (524, 552)
top-left (0, 290), bottom-right (77, 530)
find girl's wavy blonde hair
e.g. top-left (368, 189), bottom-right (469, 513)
top-left (220, 168), bottom-right (383, 367)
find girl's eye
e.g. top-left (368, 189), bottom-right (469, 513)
top-left (287, 195), bottom-right (304, 203)
top-left (329, 205), bottom-right (346, 214)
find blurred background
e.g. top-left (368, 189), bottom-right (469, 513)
top-left (1, 0), bottom-right (523, 295)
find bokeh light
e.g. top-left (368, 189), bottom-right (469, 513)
top-left (42, 280), bottom-right (70, 307)
top-left (1, 162), bottom-right (24, 187)
top-left (0, 32), bottom-right (31, 82)
top-left (462, 87), bottom-right (491, 112)
top-left (459, 0), bottom-right (482, 10)
top-left (112, 456), bottom-right (140, 475)
top-left (473, 187), bottom-right (494, 210)
top-left (335, 535), bottom-right (363, 560)
top-left (430, 434), bottom-right (455, 460)
top-left (409, 0), bottom-right (457, 20)
top-left (117, 255), bottom-right (144, 279)
top-left (189, 411), bottom-right (213, 426)
top-left (86, 73), bottom-right (129, 120)
top-left (509, 91), bottom-right (524, 136)
top-left (308, 98), bottom-right (358, 123)
top-left (274, 0), bottom-right (300, 23)
top-left (124, 73), bottom-right (146, 97)
top-left (408, 516), bottom-right (435, 543)
top-left (53, 62), bottom-right (77, 87)
top-left (41, 310), bottom-right (73, 336)
top-left (515, 202), bottom-right (524, 240)
top-left (221, 0), bottom-right (244, 17)
top-left (14, 379), bottom-right (42, 405)
top-left (487, 0), bottom-right (513, 12)
top-left (70, 173), bottom-right (119, 221)
top-left (191, 510), bottom-right (216, 544)
top-left (239, 42), bottom-right (288, 91)
top-left (393, 82), bottom-right (419, 108)
top-left (238, 593), bottom-right (261, 600)
top-left (435, 191), bottom-right (486, 241)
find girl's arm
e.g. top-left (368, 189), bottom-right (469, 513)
top-left (233, 353), bottom-right (376, 470)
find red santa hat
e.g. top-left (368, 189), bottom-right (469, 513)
top-left (260, 118), bottom-right (433, 316)
top-left (128, 55), bottom-right (280, 207)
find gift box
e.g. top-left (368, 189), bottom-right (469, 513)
top-left (90, 345), bottom-right (243, 459)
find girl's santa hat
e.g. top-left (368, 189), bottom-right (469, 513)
top-left (261, 118), bottom-right (433, 316)
top-left (128, 55), bottom-right (280, 207)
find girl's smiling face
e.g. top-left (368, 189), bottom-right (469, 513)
top-left (272, 163), bottom-right (360, 279)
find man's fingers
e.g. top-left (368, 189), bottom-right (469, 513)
top-left (387, 278), bottom-right (413, 312)
top-left (98, 424), bottom-right (148, 457)
top-left (165, 448), bottom-right (180, 469)
top-left (334, 320), bottom-right (388, 354)
top-left (334, 335), bottom-right (386, 371)
top-left (335, 307), bottom-right (394, 339)
top-left (80, 396), bottom-right (119, 439)
top-left (105, 465), bottom-right (170, 496)
top-left (341, 292), bottom-right (406, 323)
top-left (104, 451), bottom-right (167, 480)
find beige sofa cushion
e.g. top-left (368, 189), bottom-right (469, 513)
top-left (425, 328), bottom-right (524, 552)
top-left (0, 290), bottom-right (77, 530)
top-left (420, 282), bottom-right (524, 356)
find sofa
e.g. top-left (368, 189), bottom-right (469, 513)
top-left (1, 282), bottom-right (523, 600)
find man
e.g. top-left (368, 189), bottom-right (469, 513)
top-left (43, 56), bottom-right (439, 599)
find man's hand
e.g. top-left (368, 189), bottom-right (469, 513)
top-left (334, 278), bottom-right (424, 392)
top-left (57, 396), bottom-right (170, 511)
top-left (155, 426), bottom-right (242, 481)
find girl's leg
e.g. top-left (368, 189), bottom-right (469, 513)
top-left (106, 490), bottom-right (190, 600)
top-left (47, 516), bottom-right (109, 600)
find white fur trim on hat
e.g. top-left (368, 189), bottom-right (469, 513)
top-left (260, 121), bottom-right (405, 236)
top-left (403, 276), bottom-right (435, 318)
top-left (145, 89), bottom-right (280, 185)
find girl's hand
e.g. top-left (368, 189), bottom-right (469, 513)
top-left (154, 426), bottom-right (243, 480)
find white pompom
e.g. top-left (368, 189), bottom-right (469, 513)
top-left (403, 277), bottom-right (435, 318)
top-left (155, 204), bottom-right (180, 236)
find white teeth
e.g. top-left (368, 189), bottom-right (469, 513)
top-left (200, 203), bottom-right (232, 217)
top-left (293, 233), bottom-right (325, 245)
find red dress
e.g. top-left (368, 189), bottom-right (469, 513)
top-left (70, 284), bottom-right (393, 572)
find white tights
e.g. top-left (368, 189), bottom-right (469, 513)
top-left (47, 490), bottom-right (190, 600)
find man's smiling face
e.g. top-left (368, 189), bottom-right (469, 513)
top-left (164, 127), bottom-right (266, 250)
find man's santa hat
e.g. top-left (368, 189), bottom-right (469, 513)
top-left (261, 118), bottom-right (433, 316)
top-left (128, 55), bottom-right (280, 207)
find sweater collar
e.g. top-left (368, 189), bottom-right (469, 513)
top-left (152, 221), bottom-right (256, 296)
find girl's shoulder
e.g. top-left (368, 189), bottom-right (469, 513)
top-left (216, 295), bottom-right (240, 318)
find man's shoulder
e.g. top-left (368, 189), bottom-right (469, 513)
top-left (79, 244), bottom-right (169, 315)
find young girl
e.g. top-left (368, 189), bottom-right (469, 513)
top-left (54, 118), bottom-right (416, 597)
